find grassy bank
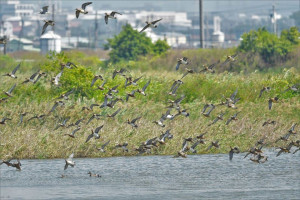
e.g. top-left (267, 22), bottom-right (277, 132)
top-left (0, 50), bottom-right (299, 159)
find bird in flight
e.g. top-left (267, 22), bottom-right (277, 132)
top-left (105, 11), bottom-right (122, 24)
top-left (140, 18), bottom-right (162, 33)
top-left (76, 2), bottom-right (92, 18)
top-left (42, 20), bottom-right (55, 35)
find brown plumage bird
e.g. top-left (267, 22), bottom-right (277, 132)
top-left (75, 2), bottom-right (92, 18)
top-left (105, 11), bottom-right (122, 24)
top-left (268, 96), bottom-right (280, 110)
top-left (140, 18), bottom-right (162, 33)
top-left (229, 146), bottom-right (240, 161)
top-left (127, 117), bottom-right (142, 128)
top-left (3, 63), bottom-right (20, 79)
top-left (42, 20), bottom-right (55, 35)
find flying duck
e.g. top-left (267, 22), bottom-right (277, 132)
top-left (137, 80), bottom-right (151, 96)
top-left (64, 127), bottom-right (81, 138)
top-left (60, 62), bottom-right (77, 69)
top-left (3, 63), bottom-right (20, 79)
top-left (140, 18), bottom-right (162, 33)
top-left (64, 153), bottom-right (75, 170)
top-left (226, 112), bottom-right (241, 125)
top-left (105, 11), bottom-right (122, 24)
top-left (201, 104), bottom-right (215, 117)
top-left (91, 75), bottom-right (104, 87)
top-left (40, 6), bottom-right (49, 14)
top-left (42, 20), bottom-right (55, 35)
top-left (206, 140), bottom-right (220, 150)
top-left (76, 2), bottom-right (92, 18)
top-left (22, 70), bottom-right (40, 84)
top-left (199, 60), bottom-right (220, 73)
top-left (127, 117), bottom-right (142, 128)
top-left (259, 86), bottom-right (271, 98)
top-left (229, 146), bottom-right (240, 161)
top-left (0, 117), bottom-right (12, 125)
top-left (96, 140), bottom-right (110, 153)
top-left (175, 57), bottom-right (189, 71)
top-left (3, 83), bottom-right (16, 97)
top-left (107, 108), bottom-right (121, 118)
top-left (85, 125), bottom-right (104, 143)
top-left (268, 96), bottom-right (280, 110)
top-left (51, 71), bottom-right (63, 86)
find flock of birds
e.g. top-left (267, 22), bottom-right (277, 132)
top-left (1, 2), bottom-right (299, 177)
top-left (41, 2), bottom-right (162, 35)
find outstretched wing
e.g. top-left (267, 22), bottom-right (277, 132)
top-left (191, 141), bottom-right (200, 149)
top-left (142, 80), bottom-right (151, 92)
top-left (181, 71), bottom-right (189, 79)
top-left (94, 125), bottom-right (104, 134)
top-left (140, 24), bottom-right (150, 33)
top-left (30, 70), bottom-right (40, 80)
top-left (226, 118), bottom-right (232, 125)
top-left (85, 132), bottom-right (94, 143)
top-left (68, 153), bottom-right (74, 160)
top-left (175, 62), bottom-right (180, 71)
top-left (42, 22), bottom-right (49, 35)
top-left (152, 18), bottom-right (162, 24)
top-left (101, 140), bottom-right (110, 149)
top-left (91, 77), bottom-right (98, 87)
top-left (12, 63), bottom-right (21, 75)
top-left (268, 99), bottom-right (272, 110)
top-left (229, 150), bottom-right (234, 161)
top-left (49, 102), bottom-right (58, 113)
top-left (76, 10), bottom-right (80, 18)
top-left (111, 108), bottom-right (121, 117)
top-left (208, 60), bottom-right (220, 69)
top-left (54, 71), bottom-right (63, 85)
top-left (105, 15), bottom-right (108, 24)
top-left (111, 11), bottom-right (122, 16)
top-left (259, 88), bottom-right (265, 98)
top-left (42, 6), bottom-right (49, 13)
top-left (132, 116), bottom-right (141, 123)
top-left (8, 84), bottom-right (16, 93)
top-left (82, 2), bottom-right (92, 10)
top-left (230, 89), bottom-right (238, 101)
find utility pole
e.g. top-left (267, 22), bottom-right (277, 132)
top-left (3, 36), bottom-right (7, 55)
top-left (272, 5), bottom-right (276, 36)
top-left (52, 4), bottom-right (55, 32)
top-left (18, 18), bottom-right (24, 51)
top-left (199, 0), bottom-right (204, 48)
top-left (94, 11), bottom-right (98, 49)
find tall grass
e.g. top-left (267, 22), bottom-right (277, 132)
top-left (0, 50), bottom-right (299, 159)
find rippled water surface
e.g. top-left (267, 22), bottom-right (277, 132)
top-left (1, 150), bottom-right (299, 200)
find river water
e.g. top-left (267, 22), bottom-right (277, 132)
top-left (1, 150), bottom-right (299, 200)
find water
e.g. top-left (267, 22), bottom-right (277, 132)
top-left (1, 150), bottom-right (299, 200)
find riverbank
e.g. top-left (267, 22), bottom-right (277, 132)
top-left (0, 51), bottom-right (299, 159)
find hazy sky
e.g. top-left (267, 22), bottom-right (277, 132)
top-left (26, 0), bottom-right (299, 17)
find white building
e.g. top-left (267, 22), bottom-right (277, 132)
top-left (0, 0), bottom-right (35, 18)
top-left (40, 31), bottom-right (61, 54)
top-left (212, 16), bottom-right (225, 48)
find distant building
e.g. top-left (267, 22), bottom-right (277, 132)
top-left (212, 16), bottom-right (225, 47)
top-left (40, 31), bottom-right (61, 54)
top-left (0, 0), bottom-right (35, 19)
top-left (8, 36), bottom-right (39, 52)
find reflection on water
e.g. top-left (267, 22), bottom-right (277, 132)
top-left (1, 150), bottom-right (299, 200)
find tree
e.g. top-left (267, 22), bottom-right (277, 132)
top-left (105, 24), bottom-right (170, 63)
top-left (105, 24), bottom-right (153, 63)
